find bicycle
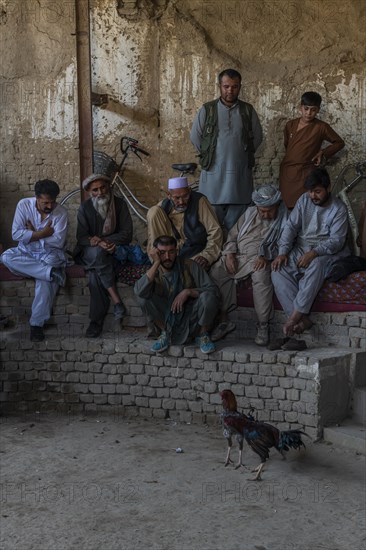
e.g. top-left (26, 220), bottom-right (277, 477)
top-left (170, 161), bottom-right (199, 189)
top-left (60, 136), bottom-right (151, 249)
top-left (331, 160), bottom-right (366, 254)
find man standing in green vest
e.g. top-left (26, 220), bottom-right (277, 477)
top-left (190, 68), bottom-right (263, 231)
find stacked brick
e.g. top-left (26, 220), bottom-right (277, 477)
top-left (0, 278), bottom-right (365, 348)
top-left (0, 335), bottom-right (358, 441)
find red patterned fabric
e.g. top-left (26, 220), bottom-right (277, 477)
top-left (237, 271), bottom-right (366, 312)
top-left (66, 264), bottom-right (149, 285)
top-left (0, 264), bottom-right (23, 281)
top-left (317, 271), bottom-right (366, 304)
top-left (66, 265), bottom-right (86, 278)
top-left (117, 264), bottom-right (150, 285)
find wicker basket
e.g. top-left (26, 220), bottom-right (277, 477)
top-left (93, 151), bottom-right (119, 177)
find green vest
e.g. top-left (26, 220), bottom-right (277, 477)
top-left (199, 98), bottom-right (255, 171)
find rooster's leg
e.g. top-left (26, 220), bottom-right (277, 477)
top-left (224, 447), bottom-right (233, 466)
top-left (234, 443), bottom-right (243, 469)
top-left (251, 462), bottom-right (265, 481)
top-left (224, 438), bottom-right (233, 466)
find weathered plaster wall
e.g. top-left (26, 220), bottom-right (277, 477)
top-left (0, 0), bottom-right (365, 247)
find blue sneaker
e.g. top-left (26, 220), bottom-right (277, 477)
top-left (151, 331), bottom-right (169, 353)
top-left (114, 302), bottom-right (126, 320)
top-left (195, 333), bottom-right (215, 354)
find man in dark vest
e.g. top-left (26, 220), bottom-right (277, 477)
top-left (146, 176), bottom-right (223, 271)
top-left (74, 174), bottom-right (133, 338)
top-left (190, 68), bottom-right (263, 231)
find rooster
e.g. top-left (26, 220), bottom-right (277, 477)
top-left (220, 389), bottom-right (308, 480)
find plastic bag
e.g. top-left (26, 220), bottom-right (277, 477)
top-left (114, 244), bottom-right (150, 265)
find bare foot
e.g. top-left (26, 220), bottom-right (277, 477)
top-left (283, 321), bottom-right (296, 336)
top-left (284, 310), bottom-right (303, 337)
top-left (293, 316), bottom-right (313, 334)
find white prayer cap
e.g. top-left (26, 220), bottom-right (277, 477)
top-left (168, 177), bottom-right (189, 190)
top-left (252, 184), bottom-right (281, 207)
top-left (82, 173), bottom-right (111, 191)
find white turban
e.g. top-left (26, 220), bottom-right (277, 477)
top-left (168, 177), bottom-right (189, 190)
top-left (82, 173), bottom-right (111, 191)
top-left (252, 184), bottom-right (281, 206)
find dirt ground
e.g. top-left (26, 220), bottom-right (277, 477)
top-left (0, 414), bottom-right (365, 550)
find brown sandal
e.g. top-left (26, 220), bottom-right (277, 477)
top-left (211, 321), bottom-right (236, 342)
top-left (281, 339), bottom-right (307, 351)
top-left (267, 337), bottom-right (290, 350)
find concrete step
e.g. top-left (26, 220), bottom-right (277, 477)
top-left (323, 420), bottom-right (366, 454)
top-left (352, 386), bottom-right (366, 424)
top-left (355, 351), bottom-right (366, 386)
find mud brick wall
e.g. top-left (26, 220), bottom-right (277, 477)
top-left (1, 336), bottom-right (363, 441)
top-left (0, 278), bottom-right (146, 333)
top-left (1, 1), bottom-right (365, 249)
top-left (1, 277), bottom-right (365, 348)
top-left (231, 309), bottom-right (366, 350)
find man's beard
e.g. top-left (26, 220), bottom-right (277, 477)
top-left (311, 192), bottom-right (330, 207)
top-left (161, 258), bottom-right (176, 270)
top-left (173, 205), bottom-right (187, 213)
top-left (92, 194), bottom-right (110, 219)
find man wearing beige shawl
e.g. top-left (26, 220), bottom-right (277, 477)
top-left (209, 184), bottom-right (288, 346)
top-left (75, 174), bottom-right (133, 338)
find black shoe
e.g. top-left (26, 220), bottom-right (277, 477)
top-left (30, 325), bottom-right (45, 342)
top-left (51, 267), bottom-right (66, 287)
top-left (281, 338), bottom-right (307, 351)
top-left (113, 302), bottom-right (126, 320)
top-left (85, 322), bottom-right (103, 338)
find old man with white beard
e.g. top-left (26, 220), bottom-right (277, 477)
top-left (74, 174), bottom-right (133, 338)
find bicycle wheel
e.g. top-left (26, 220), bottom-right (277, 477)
top-left (331, 164), bottom-right (355, 196)
top-left (60, 189), bottom-right (80, 256)
top-left (332, 163), bottom-right (366, 222)
top-left (112, 182), bottom-right (148, 248)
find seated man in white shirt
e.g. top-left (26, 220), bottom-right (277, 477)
top-left (1, 180), bottom-right (68, 342)
top-left (271, 168), bottom-right (350, 336)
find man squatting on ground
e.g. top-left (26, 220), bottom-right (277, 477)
top-left (271, 167), bottom-right (350, 337)
top-left (209, 184), bottom-right (288, 346)
top-left (1, 180), bottom-right (68, 342)
top-left (147, 176), bottom-right (223, 270)
top-left (74, 174), bottom-right (133, 339)
top-left (134, 235), bottom-right (220, 354)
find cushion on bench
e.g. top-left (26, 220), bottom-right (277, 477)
top-left (236, 271), bottom-right (366, 312)
top-left (65, 264), bottom-right (149, 285)
top-left (1, 263), bottom-right (365, 312)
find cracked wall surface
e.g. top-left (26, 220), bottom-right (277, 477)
top-left (0, 0), bottom-right (365, 247)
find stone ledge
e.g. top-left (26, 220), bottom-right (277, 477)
top-left (1, 333), bottom-right (363, 441)
top-left (323, 421), bottom-right (366, 455)
top-left (1, 279), bottom-right (365, 348)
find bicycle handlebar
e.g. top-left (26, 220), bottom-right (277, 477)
top-left (356, 160), bottom-right (366, 177)
top-left (332, 159), bottom-right (366, 193)
top-left (134, 145), bottom-right (150, 157)
top-left (120, 136), bottom-right (150, 157)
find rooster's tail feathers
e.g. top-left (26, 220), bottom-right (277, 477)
top-left (279, 430), bottom-right (308, 452)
